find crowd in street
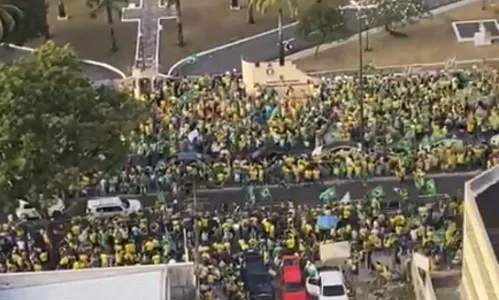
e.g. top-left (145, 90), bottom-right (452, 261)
top-left (0, 188), bottom-right (463, 300)
top-left (0, 70), bottom-right (485, 300)
top-left (87, 68), bottom-right (499, 197)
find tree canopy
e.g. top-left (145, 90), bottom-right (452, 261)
top-left (0, 41), bottom-right (146, 215)
top-left (253, 0), bottom-right (298, 16)
top-left (2, 0), bottom-right (50, 44)
top-left (296, 4), bottom-right (350, 56)
top-left (0, 2), bottom-right (23, 41)
top-left (363, 0), bottom-right (429, 33)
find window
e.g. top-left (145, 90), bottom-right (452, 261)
top-left (308, 277), bottom-right (319, 286)
top-left (254, 294), bottom-right (273, 300)
top-left (322, 284), bottom-right (345, 297)
top-left (23, 204), bottom-right (34, 209)
top-left (249, 274), bottom-right (270, 285)
top-left (282, 258), bottom-right (299, 267)
top-left (96, 206), bottom-right (123, 213)
top-left (283, 282), bottom-right (303, 293)
top-left (120, 198), bottom-right (130, 209)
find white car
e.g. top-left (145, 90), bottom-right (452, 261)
top-left (15, 198), bottom-right (65, 220)
top-left (306, 269), bottom-right (349, 300)
top-left (86, 196), bottom-right (142, 218)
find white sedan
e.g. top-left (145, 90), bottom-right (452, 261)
top-left (305, 270), bottom-right (349, 300)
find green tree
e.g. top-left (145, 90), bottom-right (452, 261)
top-left (57, 0), bottom-right (68, 19)
top-left (364, 0), bottom-right (428, 37)
top-left (0, 2), bottom-right (23, 41)
top-left (2, 0), bottom-right (50, 44)
top-left (175, 0), bottom-right (184, 47)
top-left (0, 41), bottom-right (145, 246)
top-left (247, 0), bottom-right (255, 24)
top-left (87, 0), bottom-right (127, 52)
top-left (296, 4), bottom-right (350, 58)
top-left (253, 0), bottom-right (298, 65)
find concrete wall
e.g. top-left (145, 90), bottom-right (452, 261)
top-left (411, 252), bottom-right (438, 300)
top-left (462, 167), bottom-right (499, 300)
top-left (0, 272), bottom-right (164, 300)
top-left (241, 59), bottom-right (319, 96)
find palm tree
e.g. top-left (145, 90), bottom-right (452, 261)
top-left (247, 0), bottom-right (255, 24)
top-left (175, 0), bottom-right (184, 47)
top-left (87, 0), bottom-right (126, 53)
top-left (253, 0), bottom-right (298, 66)
top-left (58, 0), bottom-right (68, 19)
top-left (0, 3), bottom-right (23, 41)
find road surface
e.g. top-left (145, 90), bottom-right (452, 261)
top-left (170, 0), bottom-right (463, 76)
top-left (0, 45), bottom-right (124, 81)
top-left (67, 171), bottom-right (477, 216)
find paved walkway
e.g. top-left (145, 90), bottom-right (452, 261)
top-left (170, 0), bottom-right (466, 75)
top-left (122, 0), bottom-right (176, 71)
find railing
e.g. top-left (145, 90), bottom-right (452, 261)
top-left (411, 253), bottom-right (438, 300)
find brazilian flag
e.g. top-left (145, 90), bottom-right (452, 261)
top-left (319, 186), bottom-right (336, 204)
top-left (156, 190), bottom-right (166, 206)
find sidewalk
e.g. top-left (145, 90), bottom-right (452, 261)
top-left (289, 0), bottom-right (483, 64)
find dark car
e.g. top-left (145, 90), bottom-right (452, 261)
top-left (240, 250), bottom-right (274, 300)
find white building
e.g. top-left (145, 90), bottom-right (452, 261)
top-left (0, 263), bottom-right (195, 300)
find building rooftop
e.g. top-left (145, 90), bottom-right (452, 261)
top-left (475, 181), bottom-right (499, 262)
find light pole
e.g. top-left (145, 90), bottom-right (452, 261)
top-left (277, 8), bottom-right (285, 66)
top-left (177, 151), bottom-right (205, 299)
top-left (191, 180), bottom-right (200, 300)
top-left (341, 0), bottom-right (378, 145)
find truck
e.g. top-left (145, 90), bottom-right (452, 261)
top-left (240, 250), bottom-right (274, 300)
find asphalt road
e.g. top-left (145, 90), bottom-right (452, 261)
top-left (171, 0), bottom-right (463, 76)
top-left (173, 23), bottom-right (315, 76)
top-left (67, 171), bottom-right (477, 217)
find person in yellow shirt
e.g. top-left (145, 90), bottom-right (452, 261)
top-left (144, 239), bottom-right (155, 254)
top-left (100, 253), bottom-right (108, 267)
top-left (72, 260), bottom-right (83, 270)
top-left (152, 252), bottom-right (161, 265)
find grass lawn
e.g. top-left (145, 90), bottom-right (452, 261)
top-left (296, 2), bottom-right (499, 72)
top-left (31, 0), bottom-right (342, 73)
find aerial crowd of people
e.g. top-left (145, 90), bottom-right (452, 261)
top-left (0, 190), bottom-right (463, 300)
top-left (0, 68), bottom-right (491, 300)
top-left (88, 67), bottom-right (499, 197)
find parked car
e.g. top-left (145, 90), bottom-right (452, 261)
top-left (281, 256), bottom-right (306, 300)
top-left (281, 255), bottom-right (301, 269)
top-left (15, 198), bottom-right (65, 220)
top-left (305, 269), bottom-right (349, 300)
top-left (86, 197), bottom-right (142, 218)
top-left (241, 250), bottom-right (274, 300)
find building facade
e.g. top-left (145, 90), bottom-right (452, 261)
top-left (462, 166), bottom-right (499, 300)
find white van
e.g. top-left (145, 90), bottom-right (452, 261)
top-left (86, 197), bottom-right (142, 218)
top-left (306, 269), bottom-right (349, 300)
top-left (15, 198), bottom-right (66, 220)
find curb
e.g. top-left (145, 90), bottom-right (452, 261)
top-left (287, 0), bottom-right (480, 61)
top-left (0, 43), bottom-right (127, 79)
top-left (306, 56), bottom-right (499, 76)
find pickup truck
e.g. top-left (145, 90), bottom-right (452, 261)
top-left (240, 250), bottom-right (274, 300)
